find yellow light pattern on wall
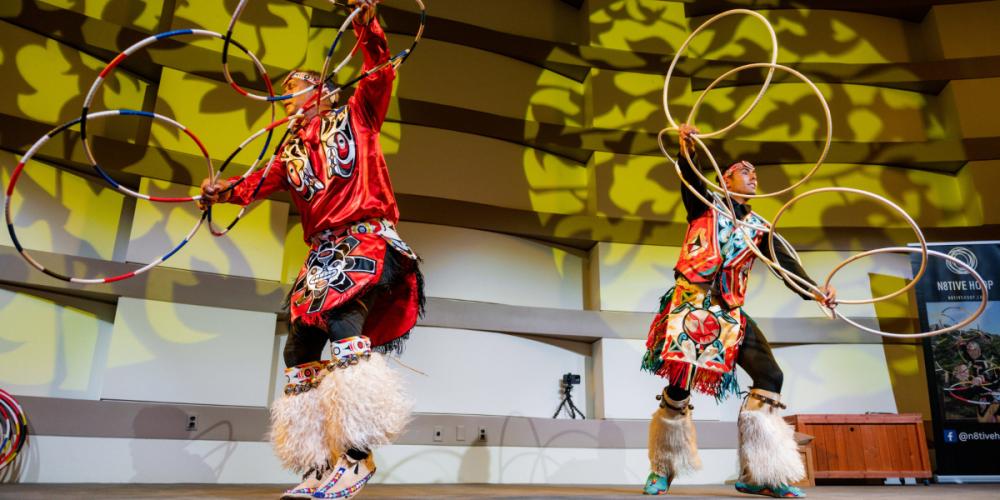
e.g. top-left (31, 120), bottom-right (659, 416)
top-left (1, 152), bottom-right (124, 261)
top-left (1, 23), bottom-right (147, 135)
top-left (41, 0), bottom-right (164, 32)
top-left (151, 67), bottom-right (275, 170)
top-left (171, 0), bottom-right (310, 71)
top-left (0, 287), bottom-right (108, 398)
top-left (127, 178), bottom-right (288, 282)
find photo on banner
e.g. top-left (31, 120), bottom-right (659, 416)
top-left (911, 241), bottom-right (1000, 477)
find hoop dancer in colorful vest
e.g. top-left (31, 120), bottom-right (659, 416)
top-left (642, 125), bottom-right (836, 498)
top-left (200, 1), bottom-right (422, 497)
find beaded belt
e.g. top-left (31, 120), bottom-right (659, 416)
top-left (310, 219), bottom-right (397, 246)
top-left (309, 219), bottom-right (416, 259)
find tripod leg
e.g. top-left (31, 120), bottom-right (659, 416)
top-left (553, 398), bottom-right (569, 419)
top-left (567, 396), bottom-right (586, 419)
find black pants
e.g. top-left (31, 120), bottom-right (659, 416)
top-left (666, 316), bottom-right (783, 401)
top-left (283, 247), bottom-right (411, 368)
top-left (283, 293), bottom-right (376, 367)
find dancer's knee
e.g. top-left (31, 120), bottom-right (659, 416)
top-left (751, 366), bottom-right (783, 394)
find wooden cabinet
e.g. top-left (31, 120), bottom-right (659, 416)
top-left (785, 414), bottom-right (931, 480)
top-left (790, 442), bottom-right (816, 488)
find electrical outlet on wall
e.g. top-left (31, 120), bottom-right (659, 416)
top-left (478, 426), bottom-right (487, 442)
top-left (433, 425), bottom-right (443, 442)
top-left (186, 415), bottom-right (198, 432)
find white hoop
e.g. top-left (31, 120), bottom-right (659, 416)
top-left (663, 9), bottom-right (777, 139)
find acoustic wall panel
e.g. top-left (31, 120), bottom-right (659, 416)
top-left (101, 297), bottom-right (277, 407)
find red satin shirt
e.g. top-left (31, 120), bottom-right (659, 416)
top-left (227, 16), bottom-right (398, 242)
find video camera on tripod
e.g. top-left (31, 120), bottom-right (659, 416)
top-left (553, 372), bottom-right (585, 419)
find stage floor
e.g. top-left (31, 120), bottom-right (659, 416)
top-left (0, 483), bottom-right (996, 499)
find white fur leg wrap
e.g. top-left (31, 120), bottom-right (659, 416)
top-left (738, 409), bottom-right (805, 485)
top-left (318, 353), bottom-right (413, 453)
top-left (648, 406), bottom-right (702, 477)
top-left (270, 387), bottom-right (330, 474)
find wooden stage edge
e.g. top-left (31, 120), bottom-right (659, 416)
top-left (1, 483), bottom-right (998, 499)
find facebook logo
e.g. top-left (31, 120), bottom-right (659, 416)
top-left (944, 429), bottom-right (958, 443)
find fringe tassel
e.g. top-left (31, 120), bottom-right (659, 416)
top-left (644, 288), bottom-right (675, 352)
top-left (413, 262), bottom-right (426, 318)
top-left (640, 354), bottom-right (740, 401)
top-left (641, 339), bottom-right (666, 374)
top-left (697, 370), bottom-right (739, 403)
top-left (657, 287), bottom-right (676, 313)
top-left (373, 333), bottom-right (408, 356)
